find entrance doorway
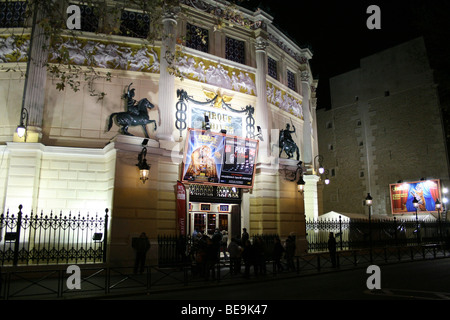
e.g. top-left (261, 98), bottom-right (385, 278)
top-left (191, 212), bottom-right (229, 236)
top-left (188, 202), bottom-right (240, 238)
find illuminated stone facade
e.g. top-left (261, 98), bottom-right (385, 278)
top-left (0, 0), bottom-right (320, 265)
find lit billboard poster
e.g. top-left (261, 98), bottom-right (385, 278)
top-left (389, 179), bottom-right (441, 214)
top-left (182, 128), bottom-right (259, 188)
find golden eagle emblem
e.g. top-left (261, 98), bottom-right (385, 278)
top-left (203, 89), bottom-right (233, 109)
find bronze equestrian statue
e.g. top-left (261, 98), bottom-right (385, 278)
top-left (107, 83), bottom-right (157, 138)
top-left (279, 123), bottom-right (300, 160)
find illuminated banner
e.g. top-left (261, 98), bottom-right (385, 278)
top-left (176, 181), bottom-right (186, 235)
top-left (182, 128), bottom-right (259, 188)
top-left (389, 179), bottom-right (441, 214)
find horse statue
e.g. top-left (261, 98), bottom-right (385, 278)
top-left (107, 83), bottom-right (157, 138)
top-left (278, 123), bottom-right (300, 160)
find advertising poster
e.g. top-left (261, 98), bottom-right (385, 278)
top-left (389, 179), bottom-right (441, 214)
top-left (176, 181), bottom-right (186, 235)
top-left (182, 128), bottom-right (259, 188)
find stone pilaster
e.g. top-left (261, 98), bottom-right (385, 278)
top-left (156, 8), bottom-right (178, 145)
top-left (13, 7), bottom-right (49, 143)
top-left (301, 71), bottom-right (313, 164)
top-left (254, 36), bottom-right (271, 160)
top-left (303, 174), bottom-right (320, 221)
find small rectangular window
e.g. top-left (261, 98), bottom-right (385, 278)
top-left (225, 37), bottom-right (245, 64)
top-left (287, 69), bottom-right (296, 91)
top-left (268, 56), bottom-right (277, 79)
top-left (0, 1), bottom-right (27, 28)
top-left (186, 23), bottom-right (209, 53)
top-left (120, 10), bottom-right (150, 38)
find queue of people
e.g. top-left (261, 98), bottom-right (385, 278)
top-left (189, 228), bottom-right (297, 279)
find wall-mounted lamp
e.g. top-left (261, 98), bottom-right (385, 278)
top-left (136, 139), bottom-right (150, 184)
top-left (285, 161), bottom-right (305, 193)
top-left (16, 108), bottom-right (29, 141)
top-left (297, 172), bottom-right (305, 193)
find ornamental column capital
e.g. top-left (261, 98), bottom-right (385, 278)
top-left (162, 5), bottom-right (180, 24)
top-left (255, 36), bottom-right (269, 52)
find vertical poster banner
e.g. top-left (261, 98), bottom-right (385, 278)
top-left (390, 179), bottom-right (441, 214)
top-left (182, 129), bottom-right (226, 184)
top-left (176, 181), bottom-right (186, 235)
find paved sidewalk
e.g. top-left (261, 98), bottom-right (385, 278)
top-left (1, 246), bottom-right (448, 300)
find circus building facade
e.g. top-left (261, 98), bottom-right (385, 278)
top-left (0, 0), bottom-right (321, 266)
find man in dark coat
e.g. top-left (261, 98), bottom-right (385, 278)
top-left (328, 232), bottom-right (337, 267)
top-left (133, 232), bottom-right (151, 273)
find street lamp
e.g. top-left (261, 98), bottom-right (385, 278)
top-left (314, 155), bottom-right (324, 175)
top-left (323, 169), bottom-right (330, 185)
top-left (436, 199), bottom-right (442, 244)
top-left (365, 193), bottom-right (373, 263)
top-left (413, 197), bottom-right (420, 244)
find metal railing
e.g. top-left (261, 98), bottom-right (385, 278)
top-left (0, 205), bottom-right (109, 266)
top-left (306, 216), bottom-right (450, 252)
top-left (1, 244), bottom-right (448, 300)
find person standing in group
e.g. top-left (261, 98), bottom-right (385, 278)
top-left (285, 233), bottom-right (296, 271)
top-left (328, 232), bottom-right (337, 268)
top-left (241, 239), bottom-right (255, 278)
top-left (254, 237), bottom-right (266, 276)
top-left (211, 228), bottom-right (223, 259)
top-left (227, 237), bottom-right (242, 275)
top-left (221, 230), bottom-right (229, 260)
top-left (241, 228), bottom-right (249, 246)
top-left (132, 232), bottom-right (151, 274)
top-left (273, 237), bottom-right (285, 273)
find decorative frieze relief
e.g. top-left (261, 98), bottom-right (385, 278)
top-left (176, 53), bottom-right (257, 95)
top-left (0, 36), bottom-right (30, 63)
top-left (48, 37), bottom-right (160, 73)
top-left (266, 82), bottom-right (303, 119)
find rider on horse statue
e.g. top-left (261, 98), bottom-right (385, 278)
top-left (279, 123), bottom-right (300, 160)
top-left (107, 83), bottom-right (157, 138)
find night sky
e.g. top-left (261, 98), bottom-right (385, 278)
top-left (240, 0), bottom-right (450, 109)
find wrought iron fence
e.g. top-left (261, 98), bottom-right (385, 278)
top-left (0, 205), bottom-right (109, 266)
top-left (306, 216), bottom-right (450, 252)
top-left (157, 233), bottom-right (279, 267)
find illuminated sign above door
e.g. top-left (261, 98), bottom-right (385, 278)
top-left (175, 89), bottom-right (258, 139)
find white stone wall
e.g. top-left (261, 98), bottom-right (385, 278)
top-left (2, 143), bottom-right (116, 216)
